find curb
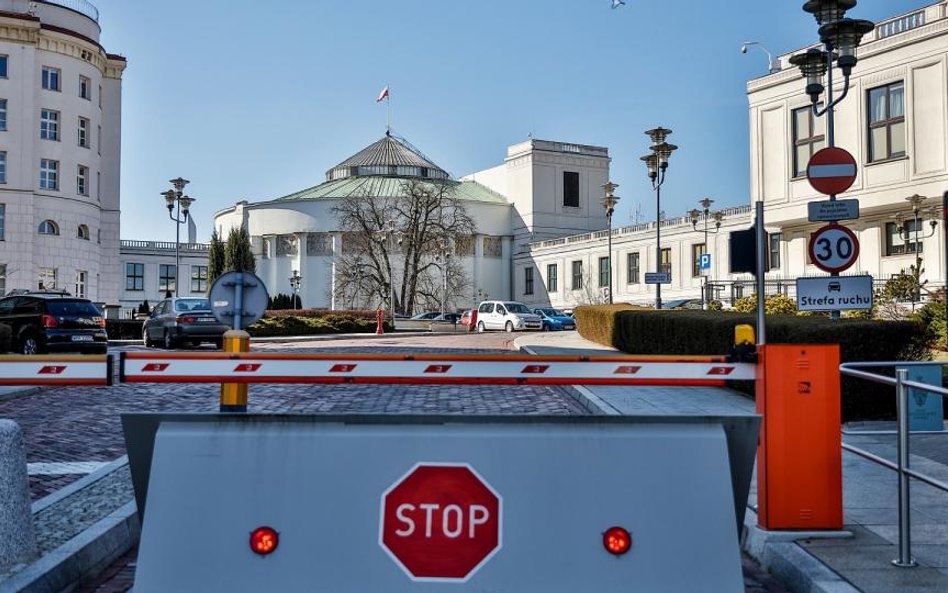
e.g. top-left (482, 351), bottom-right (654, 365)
top-left (0, 458), bottom-right (139, 593)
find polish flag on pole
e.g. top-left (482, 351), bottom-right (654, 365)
top-left (376, 86), bottom-right (390, 102)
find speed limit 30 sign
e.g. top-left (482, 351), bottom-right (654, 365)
top-left (808, 224), bottom-right (859, 273)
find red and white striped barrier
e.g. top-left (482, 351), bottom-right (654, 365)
top-left (0, 355), bottom-right (112, 386)
top-left (119, 352), bottom-right (754, 386)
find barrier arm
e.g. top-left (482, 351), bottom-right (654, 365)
top-left (0, 354), bottom-right (112, 386)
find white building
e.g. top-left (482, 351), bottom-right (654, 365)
top-left (0, 0), bottom-right (124, 307)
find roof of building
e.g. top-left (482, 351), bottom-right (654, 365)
top-left (266, 175), bottom-right (508, 205)
top-left (325, 133), bottom-right (449, 182)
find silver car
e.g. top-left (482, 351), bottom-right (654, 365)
top-left (142, 297), bottom-right (228, 349)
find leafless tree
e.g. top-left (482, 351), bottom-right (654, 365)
top-left (332, 179), bottom-right (476, 314)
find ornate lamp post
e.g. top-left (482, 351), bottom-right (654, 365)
top-left (894, 194), bottom-right (939, 307)
top-left (375, 220), bottom-right (402, 323)
top-left (689, 198), bottom-right (724, 309)
top-left (289, 269), bottom-right (302, 310)
top-left (641, 127), bottom-right (677, 309)
top-left (435, 241), bottom-right (452, 315)
top-left (161, 177), bottom-right (194, 298)
top-left (602, 182), bottom-right (620, 305)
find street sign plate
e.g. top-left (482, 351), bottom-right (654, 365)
top-left (796, 275), bottom-right (873, 311)
top-left (644, 272), bottom-right (671, 285)
top-left (699, 253), bottom-right (712, 270)
top-left (807, 199), bottom-right (859, 222)
top-left (807, 224), bottom-right (859, 273)
top-left (807, 147), bottom-right (857, 196)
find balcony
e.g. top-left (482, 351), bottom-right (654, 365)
top-left (39, 0), bottom-right (99, 23)
top-left (120, 240), bottom-right (210, 253)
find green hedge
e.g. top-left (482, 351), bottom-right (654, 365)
top-left (247, 314), bottom-right (388, 337)
top-left (576, 308), bottom-right (934, 421)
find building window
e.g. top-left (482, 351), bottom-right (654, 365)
top-left (78, 117), bottom-right (89, 147)
top-left (627, 252), bottom-right (640, 284)
top-left (454, 234), bottom-right (475, 257)
top-left (75, 271), bottom-right (87, 298)
top-left (41, 66), bottom-right (60, 91)
top-left (563, 171), bottom-right (580, 208)
top-left (792, 105), bottom-right (825, 177)
top-left (40, 159), bottom-right (58, 190)
top-left (0, 98), bottom-right (6, 130)
top-left (885, 221), bottom-right (924, 256)
top-left (98, 85), bottom-right (102, 109)
top-left (524, 267), bottom-right (534, 295)
top-left (0, 55), bottom-right (7, 78)
top-left (276, 234), bottom-right (298, 256)
top-left (38, 267), bottom-right (57, 290)
top-left (191, 265), bottom-right (208, 293)
top-left (0, 204), bottom-right (4, 240)
top-left (79, 75), bottom-right (91, 100)
top-left (868, 82), bottom-right (905, 162)
top-left (159, 264), bottom-right (176, 293)
top-left (96, 171), bottom-right (101, 200)
top-left (571, 260), bottom-right (583, 290)
top-left (306, 233), bottom-right (333, 255)
top-left (660, 248), bottom-right (671, 275)
top-left (0, 152), bottom-right (6, 184)
top-left (0, 264), bottom-right (5, 295)
top-left (77, 224), bottom-right (90, 240)
top-left (38, 219), bottom-right (59, 235)
top-left (77, 165), bottom-right (89, 196)
top-left (692, 243), bottom-right (707, 277)
top-left (40, 109), bottom-right (59, 140)
top-left (126, 262), bottom-right (144, 291)
top-left (598, 256), bottom-right (610, 287)
top-left (547, 263), bottom-right (558, 292)
top-left (97, 125), bottom-right (101, 155)
top-left (768, 233), bottom-right (781, 270)
top-left (483, 236), bottom-right (503, 258)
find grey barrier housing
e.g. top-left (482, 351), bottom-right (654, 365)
top-left (123, 413), bottom-right (760, 593)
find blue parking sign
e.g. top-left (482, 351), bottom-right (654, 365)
top-left (699, 253), bottom-right (712, 270)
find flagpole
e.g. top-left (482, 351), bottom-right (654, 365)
top-left (386, 83), bottom-right (391, 133)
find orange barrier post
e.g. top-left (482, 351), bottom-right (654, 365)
top-left (756, 344), bottom-right (842, 530)
top-left (376, 309), bottom-right (385, 335)
top-left (219, 330), bottom-right (250, 413)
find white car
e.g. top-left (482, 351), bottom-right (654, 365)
top-left (475, 301), bottom-right (543, 332)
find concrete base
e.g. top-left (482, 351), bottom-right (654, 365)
top-left (0, 420), bottom-right (37, 568)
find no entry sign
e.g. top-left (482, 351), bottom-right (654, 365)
top-left (380, 463), bottom-right (502, 582)
top-left (807, 147), bottom-right (857, 196)
top-left (808, 224), bottom-right (860, 273)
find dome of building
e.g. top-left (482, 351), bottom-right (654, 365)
top-left (325, 132), bottom-right (449, 182)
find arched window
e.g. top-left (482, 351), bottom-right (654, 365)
top-left (38, 220), bottom-right (59, 235)
top-left (77, 224), bottom-right (90, 240)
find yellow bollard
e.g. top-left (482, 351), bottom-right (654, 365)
top-left (220, 329), bottom-right (250, 413)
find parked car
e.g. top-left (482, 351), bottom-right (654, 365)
top-left (459, 309), bottom-right (475, 328)
top-left (142, 297), bottom-right (228, 349)
top-left (0, 291), bottom-right (108, 354)
top-left (431, 312), bottom-right (461, 323)
top-left (533, 308), bottom-right (576, 331)
top-left (475, 301), bottom-right (543, 332)
top-left (661, 298), bottom-right (703, 310)
top-left (410, 311), bottom-right (441, 320)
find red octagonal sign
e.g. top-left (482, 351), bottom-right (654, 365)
top-left (380, 463), bottom-right (502, 582)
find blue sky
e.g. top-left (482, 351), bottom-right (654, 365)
top-left (94, 0), bottom-right (928, 242)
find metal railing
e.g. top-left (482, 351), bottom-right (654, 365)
top-left (39, 0), bottom-right (99, 22)
top-left (839, 361), bottom-right (948, 568)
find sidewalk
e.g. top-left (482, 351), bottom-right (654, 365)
top-left (515, 331), bottom-right (948, 593)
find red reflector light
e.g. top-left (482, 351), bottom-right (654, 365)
top-left (603, 526), bottom-right (631, 556)
top-left (249, 526), bottom-right (279, 556)
top-left (41, 314), bottom-right (58, 328)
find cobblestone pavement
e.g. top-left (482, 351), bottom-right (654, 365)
top-left (0, 333), bottom-right (791, 593)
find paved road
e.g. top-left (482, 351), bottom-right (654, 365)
top-left (0, 331), bottom-right (790, 593)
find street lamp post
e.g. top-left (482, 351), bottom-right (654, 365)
top-left (602, 182), bottom-right (620, 305)
top-left (289, 270), bottom-right (302, 310)
top-left (161, 177), bottom-right (194, 298)
top-left (435, 241), bottom-right (452, 315)
top-left (895, 194), bottom-right (939, 308)
top-left (791, 1), bottom-right (874, 321)
top-left (377, 221), bottom-right (402, 324)
top-left (689, 198), bottom-right (723, 309)
top-left (641, 127), bottom-right (678, 309)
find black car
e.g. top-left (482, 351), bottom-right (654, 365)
top-left (0, 292), bottom-right (108, 354)
top-left (143, 297), bottom-right (228, 349)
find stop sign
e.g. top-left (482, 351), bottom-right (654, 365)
top-left (380, 463), bottom-right (502, 581)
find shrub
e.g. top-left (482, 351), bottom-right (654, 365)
top-left (573, 304), bottom-right (635, 348)
top-left (247, 312), bottom-right (387, 337)
top-left (578, 306), bottom-right (934, 421)
top-left (731, 294), bottom-right (797, 314)
top-left (913, 298), bottom-right (946, 351)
